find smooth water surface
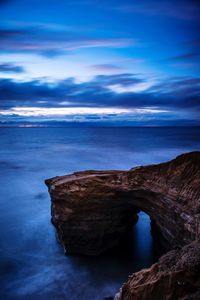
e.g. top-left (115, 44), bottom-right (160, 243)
top-left (0, 127), bottom-right (200, 300)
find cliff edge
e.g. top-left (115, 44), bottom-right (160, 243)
top-left (45, 152), bottom-right (200, 299)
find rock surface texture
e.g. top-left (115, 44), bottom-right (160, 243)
top-left (114, 241), bottom-right (200, 300)
top-left (45, 152), bottom-right (200, 299)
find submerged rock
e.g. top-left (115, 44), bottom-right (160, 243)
top-left (45, 151), bottom-right (200, 299)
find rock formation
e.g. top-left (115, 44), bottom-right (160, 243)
top-left (114, 240), bottom-right (200, 300)
top-left (45, 151), bottom-right (200, 299)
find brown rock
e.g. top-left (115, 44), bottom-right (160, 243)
top-left (114, 241), bottom-right (200, 300)
top-left (45, 151), bottom-right (200, 299)
top-left (45, 152), bottom-right (200, 255)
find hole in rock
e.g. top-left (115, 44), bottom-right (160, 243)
top-left (69, 211), bottom-right (162, 300)
top-left (116, 211), bottom-right (161, 264)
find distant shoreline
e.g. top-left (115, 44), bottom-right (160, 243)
top-left (1, 124), bottom-right (200, 128)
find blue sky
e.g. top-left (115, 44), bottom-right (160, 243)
top-left (0, 0), bottom-right (200, 125)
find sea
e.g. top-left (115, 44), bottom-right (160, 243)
top-left (0, 126), bottom-right (200, 300)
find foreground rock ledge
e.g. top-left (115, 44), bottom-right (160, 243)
top-left (45, 152), bottom-right (200, 299)
top-left (114, 240), bottom-right (200, 300)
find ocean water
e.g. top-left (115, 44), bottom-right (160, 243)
top-left (0, 126), bottom-right (200, 300)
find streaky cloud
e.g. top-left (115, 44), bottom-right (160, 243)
top-left (0, 74), bottom-right (199, 124)
top-left (89, 64), bottom-right (124, 72)
top-left (168, 52), bottom-right (200, 61)
top-left (0, 63), bottom-right (25, 73)
top-left (116, 0), bottom-right (200, 20)
top-left (0, 23), bottom-right (135, 57)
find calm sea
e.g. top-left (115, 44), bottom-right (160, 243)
top-left (0, 127), bottom-right (200, 300)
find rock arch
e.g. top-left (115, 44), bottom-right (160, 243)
top-left (45, 152), bottom-right (200, 256)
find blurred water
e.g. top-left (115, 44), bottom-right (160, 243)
top-left (0, 127), bottom-right (200, 300)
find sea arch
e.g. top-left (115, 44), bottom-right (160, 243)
top-left (45, 152), bottom-right (200, 256)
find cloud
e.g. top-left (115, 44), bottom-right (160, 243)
top-left (0, 74), bottom-right (130, 108)
top-left (116, 0), bottom-right (200, 21)
top-left (151, 77), bottom-right (200, 96)
top-left (0, 63), bottom-right (25, 73)
top-left (89, 64), bottom-right (124, 72)
top-left (164, 51), bottom-right (200, 69)
top-left (51, 0), bottom-right (200, 21)
top-left (0, 74), bottom-right (199, 122)
top-left (0, 106), bottom-right (168, 117)
top-left (0, 23), bottom-right (134, 57)
top-left (168, 52), bottom-right (200, 61)
top-left (92, 73), bottom-right (144, 86)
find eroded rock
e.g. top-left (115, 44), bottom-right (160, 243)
top-left (45, 152), bottom-right (200, 256)
top-left (45, 151), bottom-right (200, 299)
top-left (114, 241), bottom-right (200, 300)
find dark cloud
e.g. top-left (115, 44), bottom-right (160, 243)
top-left (92, 73), bottom-right (143, 86)
top-left (0, 63), bottom-right (25, 73)
top-left (0, 75), bottom-right (199, 118)
top-left (0, 78), bottom-right (76, 105)
top-left (151, 77), bottom-right (200, 95)
top-left (0, 29), bottom-right (26, 38)
top-left (168, 52), bottom-right (200, 61)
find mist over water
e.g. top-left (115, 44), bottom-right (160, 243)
top-left (1, 127), bottom-right (200, 300)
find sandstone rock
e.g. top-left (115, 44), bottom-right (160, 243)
top-left (45, 152), bottom-right (200, 256)
top-left (114, 241), bottom-right (200, 300)
top-left (45, 151), bottom-right (200, 299)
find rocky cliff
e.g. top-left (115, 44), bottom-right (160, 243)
top-left (45, 151), bottom-right (200, 299)
top-left (114, 240), bottom-right (200, 300)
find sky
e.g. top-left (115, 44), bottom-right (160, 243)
top-left (0, 0), bottom-right (200, 126)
